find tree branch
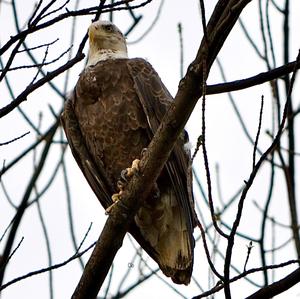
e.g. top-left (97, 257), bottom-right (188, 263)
top-left (246, 267), bottom-right (300, 299)
top-left (0, 119), bottom-right (59, 286)
top-left (206, 59), bottom-right (300, 95)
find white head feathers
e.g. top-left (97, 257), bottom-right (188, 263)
top-left (87, 20), bottom-right (128, 67)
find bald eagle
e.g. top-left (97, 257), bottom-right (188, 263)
top-left (61, 20), bottom-right (195, 285)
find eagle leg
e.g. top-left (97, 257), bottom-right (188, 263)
top-left (123, 148), bottom-right (147, 179)
top-left (106, 159), bottom-right (140, 214)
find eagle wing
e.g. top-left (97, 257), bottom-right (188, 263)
top-left (127, 58), bottom-right (195, 231)
top-left (61, 93), bottom-right (113, 208)
top-left (127, 59), bottom-right (195, 283)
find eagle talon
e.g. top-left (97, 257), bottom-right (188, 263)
top-left (105, 191), bottom-right (123, 214)
top-left (153, 183), bottom-right (160, 199)
top-left (112, 191), bottom-right (123, 202)
top-left (117, 180), bottom-right (126, 190)
top-left (120, 169), bottom-right (129, 182)
top-left (105, 201), bottom-right (118, 214)
top-left (126, 159), bottom-right (140, 177)
top-left (141, 148), bottom-right (148, 158)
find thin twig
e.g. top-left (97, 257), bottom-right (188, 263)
top-left (0, 237), bottom-right (24, 271)
top-left (0, 216), bottom-right (16, 243)
top-left (0, 241), bottom-right (96, 291)
top-left (40, 0), bottom-right (71, 21)
top-left (17, 38), bottom-right (59, 52)
top-left (270, 0), bottom-right (284, 13)
top-left (239, 18), bottom-right (264, 60)
top-left (0, 122), bottom-right (57, 176)
top-left (178, 22), bottom-right (184, 79)
top-left (36, 198), bottom-right (54, 299)
top-left (258, 0), bottom-right (271, 69)
top-left (127, 0), bottom-right (164, 44)
top-left (0, 176), bottom-right (17, 209)
top-left (243, 241), bottom-right (254, 272)
top-left (252, 96), bottom-right (264, 169)
top-left (1, 45), bottom-right (72, 72)
top-left (27, 0), bottom-right (44, 26)
top-left (0, 131), bottom-right (30, 146)
top-left (200, 0), bottom-right (228, 239)
top-left (193, 259), bottom-right (300, 299)
top-left (258, 153), bottom-right (275, 285)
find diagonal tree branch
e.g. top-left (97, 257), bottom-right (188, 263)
top-left (246, 267), bottom-right (300, 299)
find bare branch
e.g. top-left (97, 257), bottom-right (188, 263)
top-left (243, 241), bottom-right (254, 272)
top-left (1, 45), bottom-right (72, 72)
top-left (0, 237), bottom-right (24, 270)
top-left (0, 241), bottom-right (96, 292)
top-left (207, 59), bottom-right (300, 95)
top-left (17, 38), bottom-right (59, 52)
top-left (193, 259), bottom-right (300, 298)
top-left (0, 131), bottom-right (30, 146)
top-left (252, 96), bottom-right (264, 169)
top-left (127, 0), bottom-right (164, 44)
top-left (246, 267), bottom-right (300, 299)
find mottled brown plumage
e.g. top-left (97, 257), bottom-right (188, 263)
top-left (61, 21), bottom-right (195, 285)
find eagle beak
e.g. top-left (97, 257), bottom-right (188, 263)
top-left (89, 24), bottom-right (106, 44)
top-left (88, 26), bottom-right (95, 42)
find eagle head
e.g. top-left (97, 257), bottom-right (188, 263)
top-left (87, 20), bottom-right (128, 66)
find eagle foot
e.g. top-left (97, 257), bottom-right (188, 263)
top-left (106, 159), bottom-right (141, 214)
top-left (105, 191), bottom-right (124, 214)
top-left (117, 180), bottom-right (126, 190)
top-left (112, 191), bottom-right (123, 202)
top-left (126, 159), bottom-right (140, 177)
top-left (105, 201), bottom-right (117, 215)
top-left (120, 169), bottom-right (129, 182)
top-left (141, 148), bottom-right (148, 157)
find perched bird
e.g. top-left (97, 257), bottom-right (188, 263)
top-left (61, 20), bottom-right (195, 285)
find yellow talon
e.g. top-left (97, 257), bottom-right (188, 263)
top-left (112, 193), bottom-right (121, 202)
top-left (105, 190), bottom-right (123, 214)
top-left (126, 159), bottom-right (140, 177)
top-left (105, 202), bottom-right (117, 214)
top-left (106, 159), bottom-right (140, 215)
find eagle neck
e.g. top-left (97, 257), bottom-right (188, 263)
top-left (87, 49), bottom-right (128, 67)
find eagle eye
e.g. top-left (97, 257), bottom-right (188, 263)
top-left (104, 24), bottom-right (113, 32)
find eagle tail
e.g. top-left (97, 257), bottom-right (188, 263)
top-left (134, 187), bottom-right (194, 285)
